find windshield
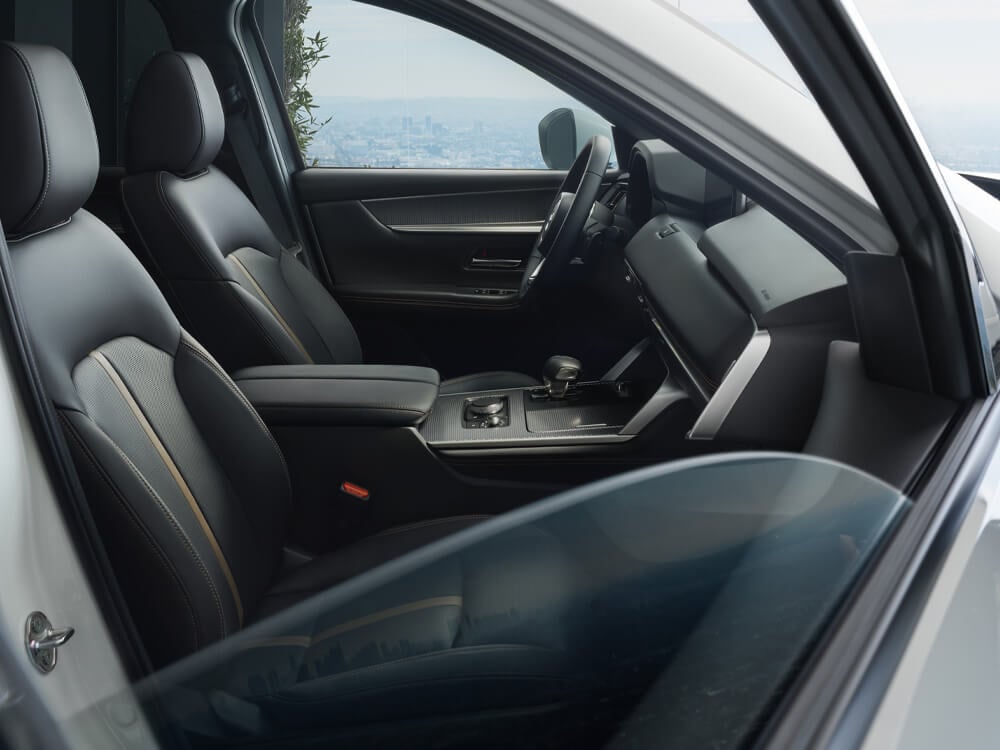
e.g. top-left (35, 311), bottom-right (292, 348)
top-left (855, 1), bottom-right (1000, 175)
top-left (69, 454), bottom-right (907, 749)
top-left (659, 0), bottom-right (811, 96)
top-left (669, 0), bottom-right (1000, 175)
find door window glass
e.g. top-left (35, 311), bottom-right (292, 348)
top-left (256, 0), bottom-right (615, 169)
top-left (85, 454), bottom-right (907, 748)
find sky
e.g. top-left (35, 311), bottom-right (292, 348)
top-left (304, 0), bottom-right (1000, 110)
top-left (304, 0), bottom-right (567, 100)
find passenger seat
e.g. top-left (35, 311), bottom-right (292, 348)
top-left (0, 43), bottom-right (576, 723)
top-left (120, 51), bottom-right (537, 394)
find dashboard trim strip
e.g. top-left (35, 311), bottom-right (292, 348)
top-left (390, 222), bottom-right (543, 234)
top-left (620, 375), bottom-right (691, 435)
top-left (624, 258), bottom-right (714, 402)
top-left (687, 329), bottom-right (771, 440)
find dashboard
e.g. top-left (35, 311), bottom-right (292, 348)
top-left (621, 140), bottom-right (854, 449)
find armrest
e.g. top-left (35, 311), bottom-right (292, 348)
top-left (233, 365), bottom-right (440, 427)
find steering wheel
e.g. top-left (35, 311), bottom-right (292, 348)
top-left (519, 134), bottom-right (614, 299)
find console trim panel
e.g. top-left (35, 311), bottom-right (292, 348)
top-left (421, 376), bottom-right (689, 449)
top-left (687, 329), bottom-right (771, 440)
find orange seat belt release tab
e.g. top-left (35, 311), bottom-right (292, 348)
top-left (340, 481), bottom-right (370, 501)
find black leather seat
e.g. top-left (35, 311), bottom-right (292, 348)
top-left (0, 42), bottom-right (576, 725)
top-left (120, 51), bottom-right (537, 396)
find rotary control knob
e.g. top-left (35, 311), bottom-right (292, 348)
top-left (467, 397), bottom-right (505, 416)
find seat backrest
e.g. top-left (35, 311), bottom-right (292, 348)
top-left (0, 42), bottom-right (293, 667)
top-left (121, 51), bottom-right (362, 372)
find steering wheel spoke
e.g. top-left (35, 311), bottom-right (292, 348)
top-left (519, 135), bottom-right (613, 300)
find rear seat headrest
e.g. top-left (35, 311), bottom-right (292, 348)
top-left (0, 42), bottom-right (99, 238)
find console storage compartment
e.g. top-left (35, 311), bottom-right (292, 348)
top-left (233, 364), bottom-right (439, 427)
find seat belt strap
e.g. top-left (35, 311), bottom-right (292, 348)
top-left (221, 84), bottom-right (298, 253)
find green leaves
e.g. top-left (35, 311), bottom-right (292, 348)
top-left (283, 1), bottom-right (331, 158)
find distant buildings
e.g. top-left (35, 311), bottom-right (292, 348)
top-left (306, 104), bottom-right (554, 169)
top-left (306, 98), bottom-right (1000, 176)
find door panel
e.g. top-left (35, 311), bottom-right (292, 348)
top-left (297, 167), bottom-right (564, 296)
top-left (267, 0), bottom-right (638, 377)
top-left (296, 168), bottom-right (571, 376)
top-left (363, 191), bottom-right (548, 232)
top-left (269, 1), bottom-right (633, 377)
top-left (296, 168), bottom-right (652, 294)
top-left (302, 181), bottom-right (561, 292)
top-left (294, 167), bottom-right (640, 379)
top-left (295, 167), bottom-right (568, 202)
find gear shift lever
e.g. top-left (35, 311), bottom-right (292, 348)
top-left (543, 355), bottom-right (582, 399)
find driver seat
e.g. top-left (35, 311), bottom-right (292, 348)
top-left (121, 52), bottom-right (537, 395)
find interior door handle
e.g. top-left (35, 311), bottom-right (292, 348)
top-left (469, 257), bottom-right (522, 269)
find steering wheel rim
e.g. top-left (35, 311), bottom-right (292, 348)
top-left (519, 134), bottom-right (613, 299)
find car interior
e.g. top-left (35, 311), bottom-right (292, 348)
top-left (0, 0), bottom-right (971, 746)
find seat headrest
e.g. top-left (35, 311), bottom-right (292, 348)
top-left (0, 43), bottom-right (99, 238)
top-left (126, 52), bottom-right (225, 176)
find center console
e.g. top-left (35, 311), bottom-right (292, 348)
top-left (420, 348), bottom-right (690, 449)
top-left (233, 352), bottom-right (690, 450)
top-left (231, 347), bottom-right (694, 557)
top-left (420, 380), bottom-right (687, 447)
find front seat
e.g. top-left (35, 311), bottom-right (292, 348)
top-left (0, 42), bottom-right (577, 725)
top-left (120, 51), bottom-right (538, 396)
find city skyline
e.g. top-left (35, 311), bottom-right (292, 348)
top-left (304, 95), bottom-right (1000, 174)
top-left (305, 96), bottom-right (585, 169)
